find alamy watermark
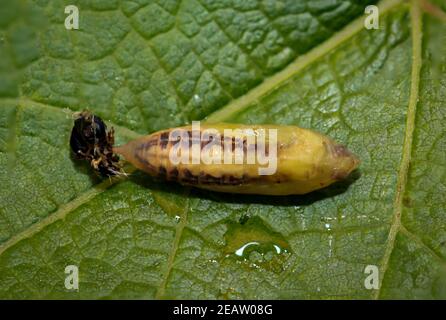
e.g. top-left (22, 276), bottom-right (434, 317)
top-left (65, 5), bottom-right (79, 30)
top-left (65, 265), bottom-right (79, 291)
top-left (168, 121), bottom-right (278, 175)
top-left (364, 264), bottom-right (379, 290)
top-left (364, 5), bottom-right (379, 30)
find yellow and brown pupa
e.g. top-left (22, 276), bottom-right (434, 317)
top-left (70, 111), bottom-right (360, 195)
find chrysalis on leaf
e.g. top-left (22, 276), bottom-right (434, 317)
top-left (70, 113), bottom-right (360, 195)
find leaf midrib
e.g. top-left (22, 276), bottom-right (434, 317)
top-left (373, 0), bottom-right (423, 299)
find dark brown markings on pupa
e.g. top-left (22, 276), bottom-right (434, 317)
top-left (169, 168), bottom-right (179, 180)
top-left (200, 139), bottom-right (208, 149)
top-left (142, 138), bottom-right (158, 150)
top-left (196, 171), bottom-right (252, 186)
top-left (186, 130), bottom-right (192, 148)
top-left (169, 129), bottom-right (188, 147)
top-left (231, 137), bottom-right (237, 152)
top-left (198, 172), bottom-right (221, 185)
top-left (200, 132), bottom-right (216, 149)
top-left (159, 132), bottom-right (170, 149)
top-left (134, 151), bottom-right (157, 171)
top-left (180, 169), bottom-right (234, 186)
top-left (182, 169), bottom-right (199, 184)
top-left (237, 138), bottom-right (252, 154)
top-left (132, 140), bottom-right (157, 164)
top-left (198, 131), bottom-right (219, 150)
top-left (169, 130), bottom-right (192, 148)
top-left (255, 142), bottom-right (269, 157)
top-left (171, 131), bottom-right (181, 145)
top-left (224, 174), bottom-right (245, 185)
top-left (220, 136), bottom-right (246, 151)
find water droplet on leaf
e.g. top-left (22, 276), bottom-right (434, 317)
top-left (223, 216), bottom-right (291, 272)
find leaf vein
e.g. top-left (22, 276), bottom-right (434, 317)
top-left (205, 0), bottom-right (404, 123)
top-left (373, 0), bottom-right (423, 299)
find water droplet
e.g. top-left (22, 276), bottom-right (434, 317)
top-left (174, 215), bottom-right (181, 223)
top-left (235, 241), bottom-right (259, 256)
top-left (223, 217), bottom-right (291, 272)
top-left (192, 94), bottom-right (202, 106)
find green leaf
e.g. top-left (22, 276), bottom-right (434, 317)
top-left (0, 0), bottom-right (445, 299)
